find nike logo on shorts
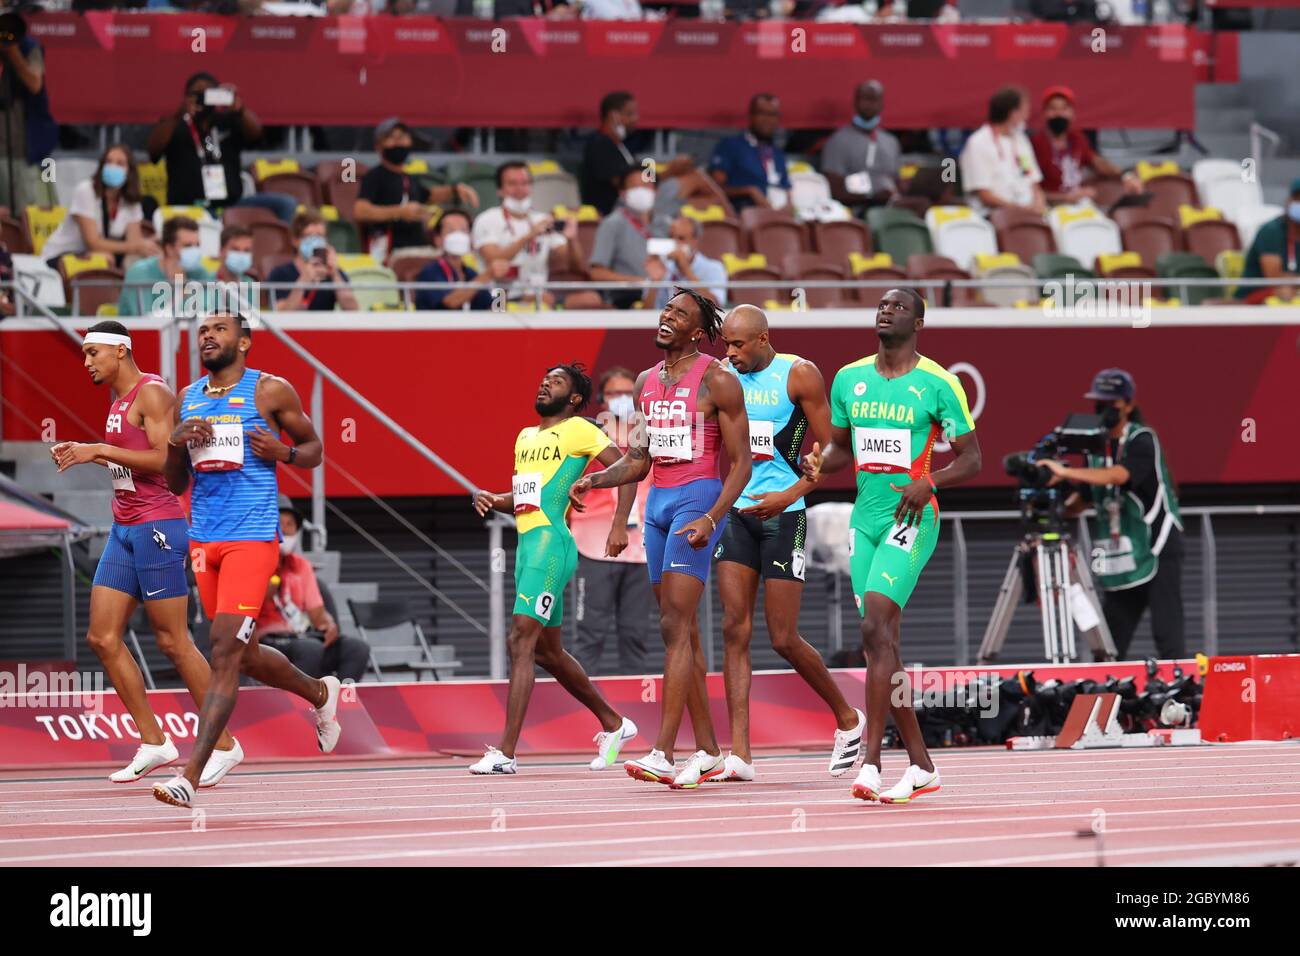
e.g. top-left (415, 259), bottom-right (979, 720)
top-left (670, 562), bottom-right (689, 568)
top-left (145, 588), bottom-right (166, 597)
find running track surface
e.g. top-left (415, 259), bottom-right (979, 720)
top-left (4, 744), bottom-right (1300, 867)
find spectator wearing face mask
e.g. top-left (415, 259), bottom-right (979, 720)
top-left (414, 208), bottom-right (508, 311)
top-left (471, 160), bottom-right (602, 309)
top-left (146, 72), bottom-right (296, 224)
top-left (117, 215), bottom-right (211, 317)
top-left (709, 93), bottom-right (793, 213)
top-left (568, 366), bottom-right (652, 676)
top-left (587, 166), bottom-right (670, 309)
top-left (1236, 178), bottom-right (1300, 304)
top-left (255, 495), bottom-right (370, 684)
top-left (41, 144), bottom-right (159, 270)
top-left (820, 80), bottom-right (903, 212)
top-left (267, 209), bottom-right (358, 312)
top-left (212, 224), bottom-right (260, 313)
top-left (959, 86), bottom-right (1046, 217)
top-left (354, 117), bottom-right (479, 262)
top-left (1030, 86), bottom-right (1143, 206)
top-left (648, 216), bottom-right (726, 310)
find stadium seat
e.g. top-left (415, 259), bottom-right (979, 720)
top-left (925, 206), bottom-right (998, 271)
top-left (1084, 174), bottom-right (1126, 211)
top-left (258, 172), bottom-right (322, 209)
top-left (867, 206), bottom-right (923, 237)
top-left (1232, 204), bottom-right (1284, 249)
top-left (96, 304), bottom-right (119, 317)
top-left (1136, 160), bottom-right (1181, 182)
top-left (389, 256), bottom-right (436, 285)
top-left (347, 266), bottom-right (403, 311)
top-left (854, 267), bottom-right (909, 308)
top-left (11, 254), bottom-right (67, 308)
top-left (1052, 212), bottom-right (1122, 271)
top-left (1215, 249), bottom-right (1244, 281)
top-left (1121, 219), bottom-right (1181, 269)
top-left (988, 207), bottom-right (1046, 233)
top-left (553, 204), bottom-right (599, 222)
top-left (2, 214), bottom-right (32, 254)
top-left (70, 269), bottom-right (125, 317)
top-left (907, 254), bottom-right (982, 306)
top-left (326, 219), bottom-right (361, 255)
top-left (1191, 159), bottom-right (1243, 195)
top-left (1156, 251), bottom-right (1221, 304)
top-left (248, 220), bottom-right (294, 264)
top-left (973, 252), bottom-right (1037, 307)
top-left (530, 172), bottom-right (581, 213)
top-left (1110, 205), bottom-right (1166, 232)
top-left (1184, 219), bottom-right (1240, 267)
top-left (748, 219), bottom-right (809, 262)
top-left (739, 207), bottom-right (796, 232)
top-left (996, 221), bottom-right (1056, 264)
top-left (336, 253), bottom-right (380, 272)
top-left (722, 252), bottom-right (769, 276)
top-left (728, 267), bottom-right (782, 308)
top-left (876, 220), bottom-right (933, 264)
top-left (23, 205), bottom-right (67, 257)
top-left (810, 219), bottom-right (872, 264)
top-left (1032, 252), bottom-right (1093, 280)
top-left (222, 206), bottom-right (279, 229)
top-left (780, 252), bottom-right (847, 307)
top-left (136, 161), bottom-right (168, 210)
top-left (682, 204), bottom-right (729, 223)
top-left (789, 167), bottom-right (832, 217)
top-left (1178, 205), bottom-right (1222, 228)
top-left (252, 158), bottom-right (302, 182)
top-left (1095, 252), bottom-right (1157, 288)
top-left (1143, 174), bottom-right (1199, 222)
top-left (887, 194), bottom-right (933, 220)
top-left (57, 252), bottom-right (113, 294)
top-left (691, 220), bottom-right (739, 262)
top-left (258, 253), bottom-right (294, 279)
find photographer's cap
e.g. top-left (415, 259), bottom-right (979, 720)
top-left (374, 116), bottom-right (431, 149)
top-left (1085, 368), bottom-right (1135, 401)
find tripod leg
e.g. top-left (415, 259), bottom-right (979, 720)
top-left (977, 549), bottom-right (1025, 664)
top-left (1072, 541), bottom-right (1117, 660)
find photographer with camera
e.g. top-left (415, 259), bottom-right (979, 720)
top-left (0, 8), bottom-right (58, 213)
top-left (1037, 369), bottom-right (1185, 661)
top-left (268, 208), bottom-right (358, 312)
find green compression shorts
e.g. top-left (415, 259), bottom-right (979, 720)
top-left (513, 526), bottom-right (578, 626)
top-left (849, 503), bottom-right (939, 613)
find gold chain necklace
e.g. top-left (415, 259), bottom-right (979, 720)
top-left (204, 380), bottom-right (239, 397)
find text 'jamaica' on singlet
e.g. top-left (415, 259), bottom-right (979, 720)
top-left (512, 416), bottom-right (612, 535)
top-left (182, 367), bottom-right (280, 542)
top-left (727, 352), bottom-right (808, 510)
top-left (638, 352), bottom-right (722, 489)
top-left (103, 373), bottom-right (186, 525)
top-left (829, 353), bottom-right (975, 526)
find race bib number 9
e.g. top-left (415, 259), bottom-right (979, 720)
top-left (854, 427), bottom-right (910, 473)
top-left (535, 591), bottom-right (556, 622)
top-left (748, 419), bottom-right (774, 461)
top-left (885, 521), bottom-right (919, 553)
top-left (647, 425), bottom-right (694, 461)
top-left (512, 472), bottom-right (543, 514)
top-left (189, 422), bottom-right (245, 472)
top-left (109, 462), bottom-right (136, 493)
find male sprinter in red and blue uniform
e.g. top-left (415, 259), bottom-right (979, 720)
top-left (571, 288), bottom-right (751, 789)
top-left (154, 312), bottom-right (338, 807)
top-left (52, 320), bottom-right (238, 786)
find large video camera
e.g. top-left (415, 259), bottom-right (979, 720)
top-left (1002, 412), bottom-right (1109, 534)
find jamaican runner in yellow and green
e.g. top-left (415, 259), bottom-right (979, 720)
top-left (803, 289), bottom-right (983, 806)
top-left (469, 364), bottom-right (638, 776)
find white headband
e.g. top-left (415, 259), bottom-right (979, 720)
top-left (83, 332), bottom-right (132, 349)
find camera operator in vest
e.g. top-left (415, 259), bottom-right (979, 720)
top-left (1037, 369), bottom-right (1185, 661)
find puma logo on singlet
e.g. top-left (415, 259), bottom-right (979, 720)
top-left (880, 571), bottom-right (898, 587)
top-left (907, 386), bottom-right (927, 400)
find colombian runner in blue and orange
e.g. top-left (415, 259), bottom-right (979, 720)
top-left (805, 289), bottom-right (983, 805)
top-left (468, 364), bottom-right (638, 776)
top-left (154, 312), bottom-right (334, 809)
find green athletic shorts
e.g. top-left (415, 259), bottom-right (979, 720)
top-left (848, 503), bottom-right (939, 613)
top-left (513, 526), bottom-right (578, 626)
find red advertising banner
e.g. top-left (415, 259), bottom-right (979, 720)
top-left (3, 313), bottom-right (1297, 496)
top-left (23, 14), bottom-right (1210, 129)
top-left (0, 660), bottom-right (1195, 769)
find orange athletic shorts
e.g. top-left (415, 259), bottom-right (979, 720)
top-left (190, 539), bottom-right (279, 628)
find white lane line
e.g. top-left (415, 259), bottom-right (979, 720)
top-left (928, 839), bottom-right (1300, 867)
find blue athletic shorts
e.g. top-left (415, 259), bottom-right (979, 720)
top-left (643, 478), bottom-right (728, 585)
top-left (92, 518), bottom-right (190, 602)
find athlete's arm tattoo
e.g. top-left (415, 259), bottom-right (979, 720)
top-left (932, 430), bottom-right (983, 490)
top-left (260, 375), bottom-right (323, 469)
top-left (705, 366), bottom-right (751, 524)
top-left (777, 359), bottom-right (831, 500)
top-left (596, 442), bottom-right (638, 525)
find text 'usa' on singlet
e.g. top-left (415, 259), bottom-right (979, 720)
top-left (104, 373), bottom-right (186, 525)
top-left (638, 352), bottom-right (722, 489)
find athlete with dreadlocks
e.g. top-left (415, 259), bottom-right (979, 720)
top-left (570, 288), bottom-right (751, 789)
top-left (469, 363), bottom-right (639, 775)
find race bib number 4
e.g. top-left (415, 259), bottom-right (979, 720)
top-left (885, 521), bottom-right (919, 552)
top-left (108, 462), bottom-right (136, 493)
top-left (648, 425), bottom-right (694, 460)
top-left (854, 427), bottom-right (911, 473)
top-left (512, 472), bottom-right (543, 514)
top-left (748, 419), bottom-right (774, 461)
top-left (189, 422), bottom-right (245, 472)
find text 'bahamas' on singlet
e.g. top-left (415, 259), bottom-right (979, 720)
top-left (727, 352), bottom-right (808, 511)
